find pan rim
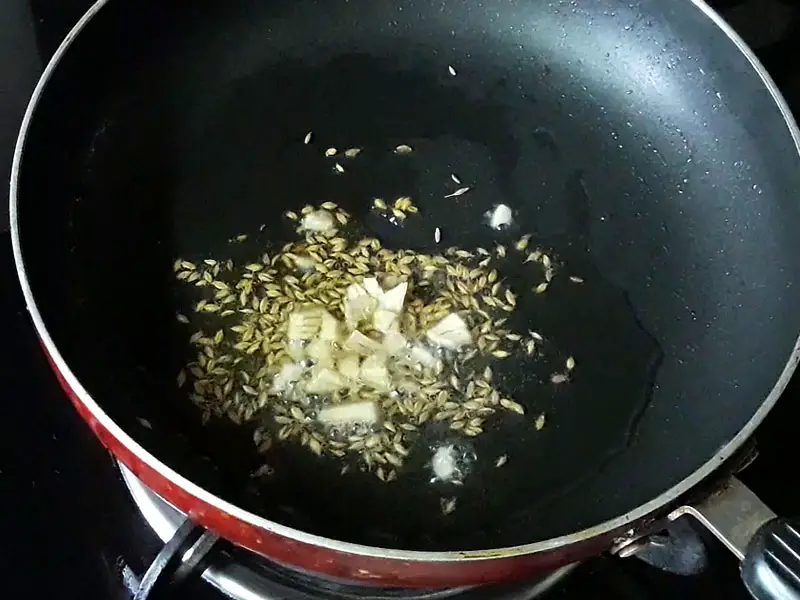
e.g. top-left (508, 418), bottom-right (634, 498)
top-left (10, 0), bottom-right (800, 562)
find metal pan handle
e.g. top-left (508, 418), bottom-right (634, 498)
top-left (670, 477), bottom-right (800, 600)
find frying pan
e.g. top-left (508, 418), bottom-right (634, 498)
top-left (11, 0), bottom-right (800, 596)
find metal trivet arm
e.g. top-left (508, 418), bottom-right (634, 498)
top-left (134, 517), bottom-right (220, 600)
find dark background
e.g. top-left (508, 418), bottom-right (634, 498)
top-left (0, 1), bottom-right (39, 227)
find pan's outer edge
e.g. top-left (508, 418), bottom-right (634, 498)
top-left (10, 0), bottom-right (800, 563)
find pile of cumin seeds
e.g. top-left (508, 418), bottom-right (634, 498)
top-left (173, 201), bottom-right (570, 481)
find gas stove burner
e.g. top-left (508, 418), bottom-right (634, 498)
top-left (118, 463), bottom-right (577, 600)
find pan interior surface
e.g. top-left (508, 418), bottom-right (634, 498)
top-left (15, 0), bottom-right (800, 551)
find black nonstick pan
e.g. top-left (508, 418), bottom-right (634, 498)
top-left (11, 0), bottom-right (800, 594)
